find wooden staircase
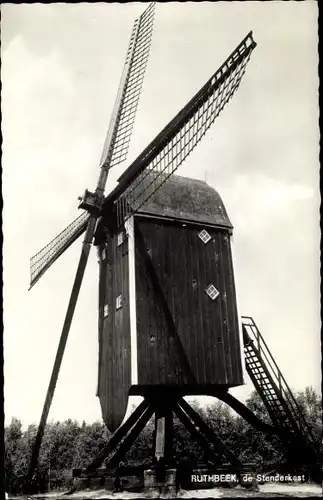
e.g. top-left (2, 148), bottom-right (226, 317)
top-left (241, 316), bottom-right (318, 467)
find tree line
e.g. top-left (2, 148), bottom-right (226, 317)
top-left (4, 387), bottom-right (322, 494)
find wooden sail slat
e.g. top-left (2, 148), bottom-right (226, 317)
top-left (110, 32), bottom-right (256, 226)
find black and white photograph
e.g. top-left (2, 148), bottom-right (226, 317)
top-left (2, 1), bottom-right (321, 498)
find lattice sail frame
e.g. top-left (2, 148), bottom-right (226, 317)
top-left (29, 3), bottom-right (155, 289)
top-left (100, 2), bottom-right (155, 169)
top-left (114, 32), bottom-right (256, 226)
top-left (30, 211), bottom-right (90, 289)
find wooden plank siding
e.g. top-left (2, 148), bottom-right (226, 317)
top-left (95, 176), bottom-right (244, 430)
top-left (135, 217), bottom-right (243, 387)
top-left (97, 231), bottom-right (131, 431)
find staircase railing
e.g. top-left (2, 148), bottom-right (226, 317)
top-left (241, 316), bottom-right (317, 454)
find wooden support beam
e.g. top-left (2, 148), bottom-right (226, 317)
top-left (178, 398), bottom-right (241, 467)
top-left (68, 388), bottom-right (313, 495)
top-left (148, 389), bottom-right (178, 468)
top-left (215, 391), bottom-right (276, 433)
top-left (85, 399), bottom-right (149, 473)
top-left (155, 416), bottom-right (166, 461)
top-left (154, 414), bottom-right (167, 483)
top-left (174, 403), bottom-right (217, 465)
top-left (106, 404), bottom-right (154, 470)
top-left (164, 410), bottom-right (174, 466)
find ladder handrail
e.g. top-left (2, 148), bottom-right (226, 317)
top-left (242, 316), bottom-right (317, 446)
top-left (243, 329), bottom-right (303, 434)
top-left (242, 316), bottom-right (295, 397)
top-left (243, 318), bottom-right (304, 414)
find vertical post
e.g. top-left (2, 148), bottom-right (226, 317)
top-left (154, 413), bottom-right (166, 484)
top-left (151, 392), bottom-right (177, 483)
top-left (164, 411), bottom-right (173, 466)
top-left (155, 416), bottom-right (166, 461)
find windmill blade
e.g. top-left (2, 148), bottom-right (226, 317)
top-left (109, 32), bottom-right (256, 226)
top-left (99, 2), bottom-right (155, 170)
top-left (26, 4), bottom-right (156, 489)
top-left (29, 3), bottom-right (156, 290)
top-left (30, 212), bottom-right (89, 289)
top-left (29, 211), bottom-right (89, 290)
top-left (26, 214), bottom-right (97, 490)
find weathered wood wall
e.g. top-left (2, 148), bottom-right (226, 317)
top-left (96, 176), bottom-right (244, 430)
top-left (97, 230), bottom-right (131, 431)
top-left (134, 217), bottom-right (243, 387)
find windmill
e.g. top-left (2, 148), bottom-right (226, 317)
top-left (26, 2), bottom-right (319, 491)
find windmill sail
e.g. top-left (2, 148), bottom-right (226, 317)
top-left (99, 2), bottom-right (155, 169)
top-left (110, 32), bottom-right (256, 226)
top-left (29, 3), bottom-right (155, 290)
top-left (29, 212), bottom-right (89, 289)
top-left (26, 4), bottom-right (156, 488)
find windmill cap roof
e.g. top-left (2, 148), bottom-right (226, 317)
top-left (134, 174), bottom-right (233, 229)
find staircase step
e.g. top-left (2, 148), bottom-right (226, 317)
top-left (243, 317), bottom-right (317, 462)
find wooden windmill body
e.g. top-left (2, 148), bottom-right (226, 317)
top-left (25, 6), bottom-right (320, 487)
top-left (26, 2), bottom-right (266, 486)
top-left (96, 175), bottom-right (244, 430)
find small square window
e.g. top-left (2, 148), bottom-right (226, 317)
top-left (117, 232), bottom-right (124, 246)
top-left (198, 229), bottom-right (211, 244)
top-left (205, 283), bottom-right (220, 301)
top-left (116, 294), bottom-right (122, 310)
top-left (104, 304), bottom-right (109, 317)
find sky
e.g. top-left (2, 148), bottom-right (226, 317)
top-left (2, 2), bottom-right (320, 428)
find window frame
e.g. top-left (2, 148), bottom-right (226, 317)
top-left (117, 231), bottom-right (124, 247)
top-left (205, 283), bottom-right (220, 301)
top-left (116, 294), bottom-right (122, 310)
top-left (198, 229), bottom-right (212, 244)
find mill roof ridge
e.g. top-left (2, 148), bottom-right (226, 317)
top-left (135, 173), bottom-right (233, 229)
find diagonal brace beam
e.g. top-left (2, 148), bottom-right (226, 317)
top-left (105, 404), bottom-right (155, 470)
top-left (85, 399), bottom-right (149, 473)
top-left (67, 400), bottom-right (152, 495)
top-left (178, 398), bottom-right (241, 467)
top-left (214, 391), bottom-right (276, 433)
top-left (174, 403), bottom-right (218, 465)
